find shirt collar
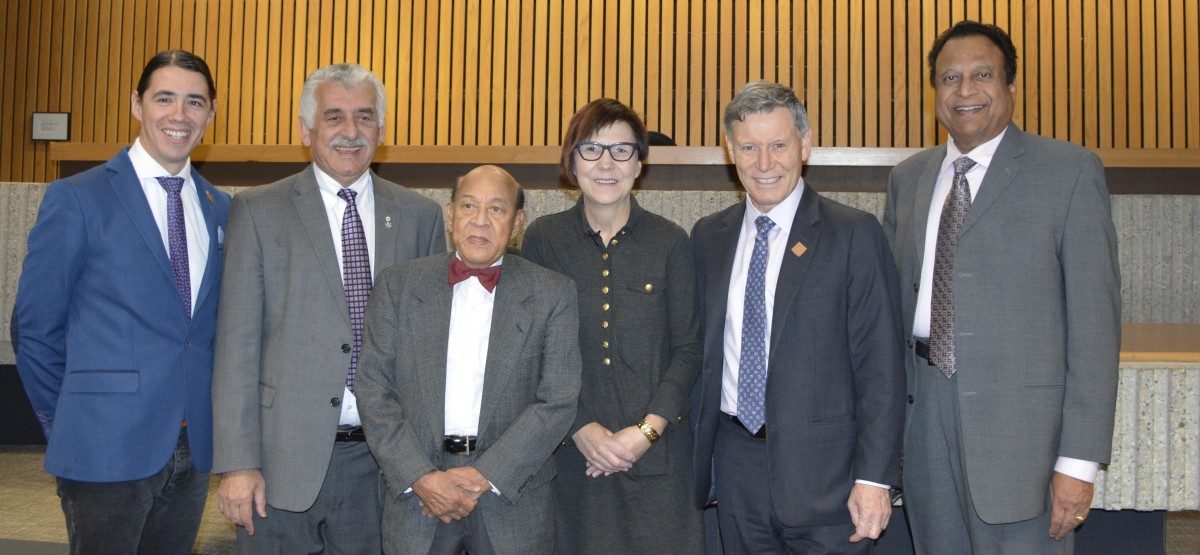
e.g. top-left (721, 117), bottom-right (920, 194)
top-left (742, 178), bottom-right (805, 237)
top-left (128, 138), bottom-right (192, 181)
top-left (571, 195), bottom-right (646, 244)
top-left (312, 164), bottom-right (372, 200)
top-left (941, 126), bottom-right (1008, 176)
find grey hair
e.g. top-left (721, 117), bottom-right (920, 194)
top-left (722, 81), bottom-right (810, 138)
top-left (299, 63), bottom-right (387, 129)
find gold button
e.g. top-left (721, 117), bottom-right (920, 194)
top-left (611, 239), bottom-right (619, 245)
top-left (602, 269), bottom-right (610, 277)
top-left (601, 252), bottom-right (609, 260)
top-left (601, 340), bottom-right (609, 349)
top-left (602, 357), bottom-right (611, 366)
top-left (644, 283), bottom-right (654, 293)
top-left (602, 286), bottom-right (610, 294)
top-left (602, 321), bottom-right (609, 329)
top-left (602, 303), bottom-right (610, 311)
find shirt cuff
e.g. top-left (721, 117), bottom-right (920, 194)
top-left (855, 479), bottom-right (891, 490)
top-left (1054, 457), bottom-right (1100, 483)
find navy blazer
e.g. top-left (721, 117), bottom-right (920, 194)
top-left (15, 148), bottom-right (230, 482)
top-left (691, 186), bottom-right (906, 527)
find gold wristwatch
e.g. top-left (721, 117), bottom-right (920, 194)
top-left (635, 419), bottom-right (660, 444)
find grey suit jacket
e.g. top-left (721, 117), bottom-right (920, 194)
top-left (212, 165), bottom-right (445, 511)
top-left (356, 253), bottom-right (581, 554)
top-left (883, 124), bottom-right (1121, 524)
top-left (691, 187), bottom-right (906, 527)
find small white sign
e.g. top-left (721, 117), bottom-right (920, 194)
top-left (32, 112), bottom-right (70, 141)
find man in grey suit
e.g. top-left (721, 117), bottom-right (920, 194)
top-left (357, 165), bottom-right (581, 554)
top-left (212, 63), bottom-right (446, 552)
top-left (691, 81), bottom-right (906, 553)
top-left (883, 21), bottom-right (1121, 553)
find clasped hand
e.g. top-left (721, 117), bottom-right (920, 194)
top-left (413, 467), bottom-right (492, 523)
top-left (573, 422), bottom-right (653, 478)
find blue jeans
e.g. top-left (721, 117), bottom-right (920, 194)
top-left (57, 427), bottom-right (209, 555)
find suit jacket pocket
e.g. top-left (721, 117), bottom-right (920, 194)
top-left (64, 370), bottom-right (138, 393)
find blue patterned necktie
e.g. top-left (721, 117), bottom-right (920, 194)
top-left (930, 156), bottom-right (977, 377)
top-left (156, 176), bottom-right (191, 319)
top-left (738, 215), bottom-right (774, 434)
top-left (338, 188), bottom-right (372, 393)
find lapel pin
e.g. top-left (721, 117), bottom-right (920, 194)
top-left (205, 190), bottom-right (214, 204)
top-left (791, 241), bottom-right (807, 257)
top-left (385, 215), bottom-right (393, 229)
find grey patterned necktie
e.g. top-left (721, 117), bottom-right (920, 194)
top-left (930, 156), bottom-right (977, 377)
top-left (737, 215), bottom-right (774, 434)
top-left (156, 176), bottom-right (191, 319)
top-left (338, 188), bottom-right (372, 393)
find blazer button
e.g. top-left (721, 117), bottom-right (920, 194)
top-left (341, 344), bottom-right (351, 353)
top-left (906, 339), bottom-right (913, 349)
top-left (913, 282), bottom-right (919, 292)
top-left (907, 394), bottom-right (914, 405)
top-left (331, 397), bottom-right (341, 407)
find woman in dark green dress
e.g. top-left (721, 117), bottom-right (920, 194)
top-left (522, 99), bottom-right (703, 554)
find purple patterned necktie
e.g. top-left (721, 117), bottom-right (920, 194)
top-left (157, 176), bottom-right (191, 319)
top-left (338, 188), bottom-right (372, 393)
top-left (737, 215), bottom-right (774, 434)
top-left (930, 156), bottom-right (977, 378)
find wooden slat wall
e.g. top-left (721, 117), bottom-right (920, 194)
top-left (2, 0), bottom-right (1198, 182)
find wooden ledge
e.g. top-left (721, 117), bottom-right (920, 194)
top-left (48, 143), bottom-right (1200, 168)
top-left (1121, 323), bottom-right (1200, 363)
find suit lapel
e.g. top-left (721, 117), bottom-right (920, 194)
top-left (911, 145), bottom-right (944, 272)
top-left (192, 172), bottom-right (221, 313)
top-left (291, 165), bottom-right (352, 328)
top-left (105, 151), bottom-right (178, 300)
top-left (963, 124), bottom-right (1024, 234)
top-left (769, 187), bottom-right (821, 357)
top-left (372, 173), bottom-right (400, 275)
top-left (410, 254), bottom-right (454, 443)
top-left (476, 257), bottom-right (533, 440)
top-left (705, 205), bottom-right (745, 350)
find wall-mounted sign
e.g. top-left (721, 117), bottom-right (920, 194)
top-left (32, 112), bottom-right (70, 141)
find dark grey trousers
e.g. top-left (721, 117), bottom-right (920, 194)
top-left (902, 356), bottom-right (1072, 554)
top-left (236, 440), bottom-right (383, 555)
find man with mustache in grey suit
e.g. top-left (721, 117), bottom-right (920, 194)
top-left (212, 63), bottom-right (446, 553)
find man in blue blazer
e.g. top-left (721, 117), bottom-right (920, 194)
top-left (14, 50), bottom-right (229, 554)
top-left (691, 81), bottom-right (906, 553)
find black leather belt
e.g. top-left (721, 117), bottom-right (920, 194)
top-left (727, 414), bottom-right (767, 439)
top-left (444, 435), bottom-right (478, 455)
top-left (914, 338), bottom-right (935, 366)
top-left (335, 426), bottom-right (366, 442)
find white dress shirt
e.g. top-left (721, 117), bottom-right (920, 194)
top-left (721, 182), bottom-right (802, 416)
top-left (313, 165), bottom-right (376, 427)
top-left (913, 130), bottom-right (1099, 483)
top-left (444, 256), bottom-right (499, 436)
top-left (128, 139), bottom-right (209, 316)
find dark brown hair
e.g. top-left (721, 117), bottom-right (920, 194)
top-left (136, 50), bottom-right (216, 101)
top-left (928, 21), bottom-right (1018, 87)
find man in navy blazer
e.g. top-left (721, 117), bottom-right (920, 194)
top-left (14, 50), bottom-right (229, 554)
top-left (691, 81), bottom-right (905, 553)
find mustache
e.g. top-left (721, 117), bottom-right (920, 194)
top-left (328, 136), bottom-right (368, 149)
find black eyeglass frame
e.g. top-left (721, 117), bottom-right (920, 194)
top-left (574, 141), bottom-right (641, 162)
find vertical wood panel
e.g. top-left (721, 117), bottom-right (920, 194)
top-left (3, 0), bottom-right (1200, 182)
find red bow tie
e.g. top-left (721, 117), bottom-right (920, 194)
top-left (448, 256), bottom-right (502, 292)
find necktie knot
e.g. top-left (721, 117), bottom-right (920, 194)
top-left (754, 215), bottom-right (775, 239)
top-left (337, 187), bottom-right (358, 204)
top-left (448, 256), bottom-right (502, 293)
top-left (156, 176), bottom-right (184, 194)
top-left (953, 156), bottom-right (977, 177)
